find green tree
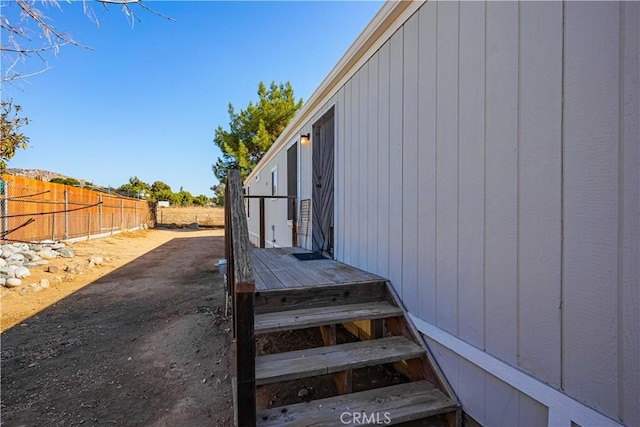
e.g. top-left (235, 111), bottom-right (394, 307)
top-left (50, 177), bottom-right (81, 186)
top-left (193, 194), bottom-right (210, 207)
top-left (117, 176), bottom-right (150, 199)
top-left (151, 180), bottom-right (171, 195)
top-left (212, 81), bottom-right (302, 199)
top-left (154, 188), bottom-right (176, 204)
top-left (210, 183), bottom-right (224, 207)
top-left (0, 100), bottom-right (29, 174)
top-left (175, 190), bottom-right (193, 207)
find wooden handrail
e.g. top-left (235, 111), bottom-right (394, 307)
top-left (224, 169), bottom-right (256, 427)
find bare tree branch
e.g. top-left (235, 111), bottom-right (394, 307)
top-left (0, 0), bottom-right (174, 83)
top-left (135, 1), bottom-right (176, 22)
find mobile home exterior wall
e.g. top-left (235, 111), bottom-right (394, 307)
top-left (246, 1), bottom-right (639, 425)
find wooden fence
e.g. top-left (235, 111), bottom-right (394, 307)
top-left (1, 174), bottom-right (152, 242)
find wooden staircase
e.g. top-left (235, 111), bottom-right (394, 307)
top-left (252, 281), bottom-right (460, 426)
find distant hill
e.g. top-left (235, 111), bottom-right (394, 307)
top-left (7, 168), bottom-right (70, 182)
top-left (6, 168), bottom-right (93, 186)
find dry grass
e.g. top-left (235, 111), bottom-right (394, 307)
top-left (156, 206), bottom-right (224, 227)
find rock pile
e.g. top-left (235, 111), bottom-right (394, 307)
top-left (0, 241), bottom-right (75, 288)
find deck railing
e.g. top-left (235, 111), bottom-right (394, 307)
top-left (224, 169), bottom-right (256, 427)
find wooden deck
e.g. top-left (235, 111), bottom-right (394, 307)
top-left (251, 247), bottom-right (382, 290)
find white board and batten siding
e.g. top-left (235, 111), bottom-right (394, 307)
top-left (245, 1), bottom-right (639, 426)
top-left (331, 1), bottom-right (639, 426)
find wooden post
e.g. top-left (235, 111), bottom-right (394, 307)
top-left (235, 282), bottom-right (256, 427)
top-left (259, 197), bottom-right (265, 248)
top-left (291, 198), bottom-right (297, 247)
top-left (64, 189), bottom-right (69, 240)
top-left (226, 170), bottom-right (256, 426)
top-left (2, 181), bottom-right (8, 243)
top-left (99, 195), bottom-right (103, 235)
top-left (52, 212), bottom-right (56, 241)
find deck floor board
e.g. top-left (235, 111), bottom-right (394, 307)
top-left (251, 248), bottom-right (382, 291)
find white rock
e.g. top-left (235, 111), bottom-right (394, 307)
top-left (14, 267), bottom-right (31, 279)
top-left (6, 278), bottom-right (21, 287)
top-left (0, 258), bottom-right (6, 267)
top-left (0, 277), bottom-right (5, 286)
top-left (19, 251), bottom-right (37, 261)
top-left (51, 243), bottom-right (66, 250)
top-left (37, 249), bottom-right (57, 259)
top-left (40, 278), bottom-right (50, 288)
top-left (7, 253), bottom-right (25, 264)
top-left (12, 243), bottom-right (29, 251)
top-left (89, 256), bottom-right (104, 265)
top-left (56, 248), bottom-right (75, 258)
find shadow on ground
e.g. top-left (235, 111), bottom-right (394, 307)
top-left (1, 233), bottom-right (234, 426)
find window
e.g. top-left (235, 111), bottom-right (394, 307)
top-left (271, 167), bottom-right (278, 197)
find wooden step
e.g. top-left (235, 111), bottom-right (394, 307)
top-left (256, 380), bottom-right (458, 426)
top-left (256, 335), bottom-right (425, 385)
top-left (254, 301), bottom-right (403, 334)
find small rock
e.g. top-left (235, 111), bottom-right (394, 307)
top-left (14, 267), bottom-right (31, 279)
top-left (297, 388), bottom-right (309, 398)
top-left (0, 267), bottom-right (16, 278)
top-left (89, 256), bottom-right (104, 266)
top-left (47, 265), bottom-right (59, 274)
top-left (33, 260), bottom-right (49, 266)
top-left (64, 273), bottom-right (75, 282)
top-left (0, 278), bottom-right (5, 287)
top-left (37, 249), bottom-right (57, 259)
top-left (56, 248), bottom-right (75, 258)
top-left (40, 279), bottom-right (50, 288)
top-left (0, 258), bottom-right (6, 267)
top-left (51, 275), bottom-right (63, 285)
top-left (12, 243), bottom-right (29, 251)
top-left (6, 278), bottom-right (22, 287)
top-left (51, 243), bottom-right (66, 250)
top-left (29, 244), bottom-right (44, 252)
top-left (29, 283), bottom-right (42, 292)
top-left (6, 253), bottom-right (25, 264)
top-left (188, 222), bottom-right (199, 230)
top-left (39, 239), bottom-right (56, 245)
top-left (19, 251), bottom-right (37, 261)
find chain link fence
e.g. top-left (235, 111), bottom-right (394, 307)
top-left (0, 175), bottom-right (153, 243)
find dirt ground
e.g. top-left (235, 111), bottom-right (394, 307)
top-left (0, 229), bottom-right (233, 426)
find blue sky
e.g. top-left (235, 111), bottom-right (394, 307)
top-left (2, 1), bottom-right (383, 196)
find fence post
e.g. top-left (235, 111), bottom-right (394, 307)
top-left (120, 199), bottom-right (124, 230)
top-left (1, 180), bottom-right (8, 243)
top-left (52, 212), bottom-right (56, 241)
top-left (64, 189), bottom-right (69, 240)
top-left (99, 195), bottom-right (103, 235)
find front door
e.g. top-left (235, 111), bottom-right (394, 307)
top-left (312, 108), bottom-right (335, 255)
